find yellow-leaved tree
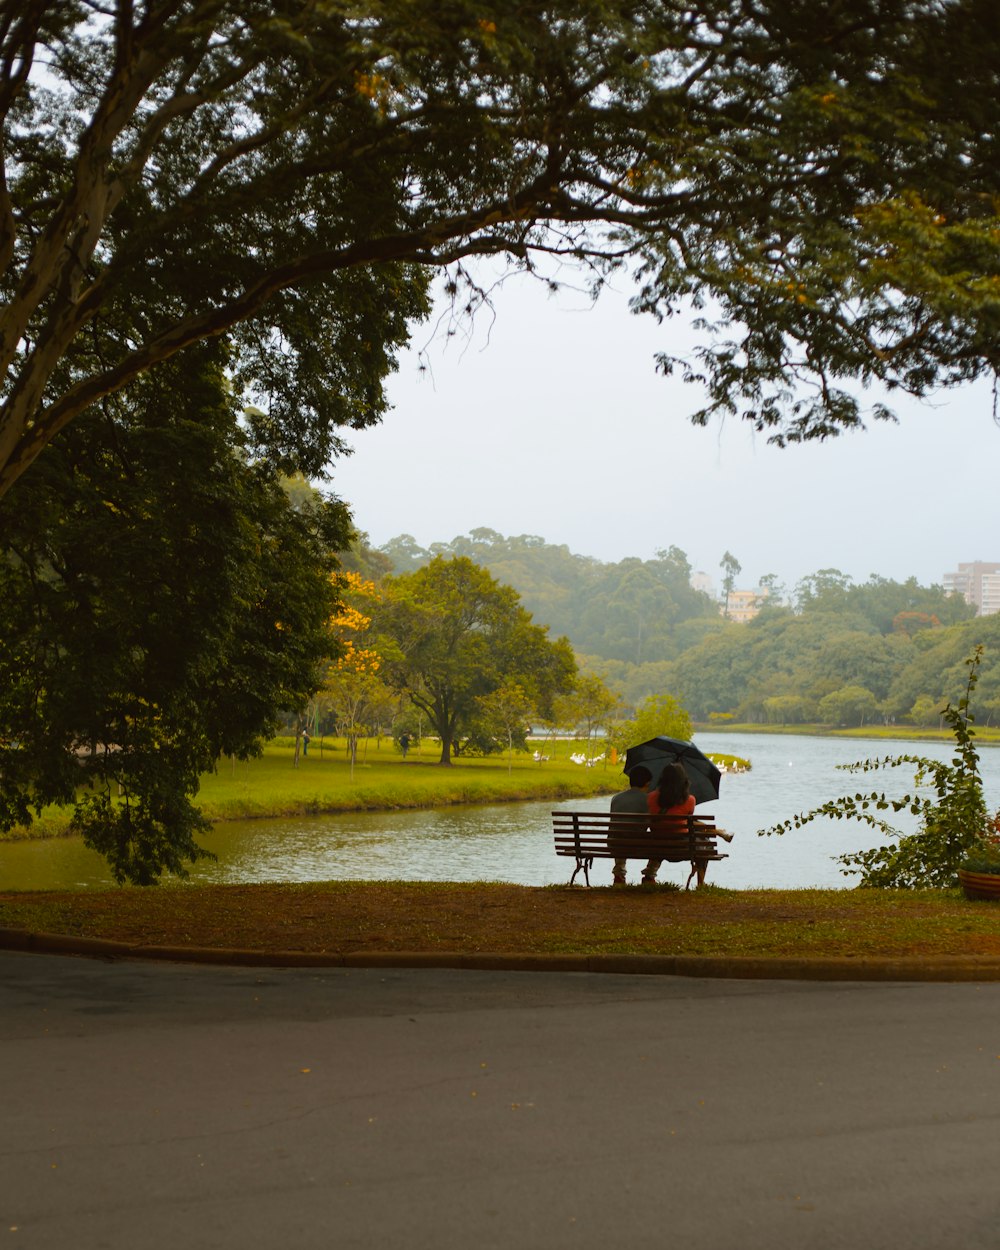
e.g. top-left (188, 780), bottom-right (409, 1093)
top-left (320, 572), bottom-right (396, 776)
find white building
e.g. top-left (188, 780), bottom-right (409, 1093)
top-left (691, 570), bottom-right (715, 597)
top-left (943, 562), bottom-right (1000, 616)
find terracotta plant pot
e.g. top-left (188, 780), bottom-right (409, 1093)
top-left (958, 868), bottom-right (1000, 901)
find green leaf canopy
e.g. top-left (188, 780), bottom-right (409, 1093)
top-left (0, 346), bottom-right (345, 882)
top-left (2, 0), bottom-right (1000, 498)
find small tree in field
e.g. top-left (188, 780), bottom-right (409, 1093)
top-left (477, 683), bottom-right (533, 774)
top-left (607, 693), bottom-right (694, 763)
top-left (558, 673), bottom-right (622, 753)
top-left (320, 572), bottom-right (386, 778)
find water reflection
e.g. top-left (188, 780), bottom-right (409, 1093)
top-left (2, 733), bottom-right (997, 892)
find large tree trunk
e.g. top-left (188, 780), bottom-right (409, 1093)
top-left (431, 704), bottom-right (454, 765)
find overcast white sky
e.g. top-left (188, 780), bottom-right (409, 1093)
top-left (331, 267), bottom-right (998, 597)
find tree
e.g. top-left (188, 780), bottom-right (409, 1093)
top-left (851, 576), bottom-right (973, 633)
top-left (604, 563), bottom-right (672, 663)
top-left (0, 347), bottom-right (344, 882)
top-left (809, 632), bottom-right (911, 703)
top-left (334, 530), bottom-right (395, 583)
top-left (396, 532), bottom-right (720, 665)
top-left (763, 695), bottom-right (815, 726)
top-left (795, 569), bottom-right (854, 614)
top-left (719, 552), bottom-right (742, 620)
top-left (817, 685), bottom-right (880, 727)
top-left (320, 572), bottom-right (389, 776)
top-left (757, 574), bottom-right (786, 609)
top-left (885, 614), bottom-right (1000, 720)
top-left (324, 669), bottom-right (392, 774)
top-left (607, 693), bottom-right (693, 762)
top-left (892, 611), bottom-right (942, 638)
top-left (671, 625), bottom-right (752, 721)
top-left (379, 534), bottom-right (433, 576)
top-left (376, 556), bottom-right (576, 764)
top-left (559, 673), bottom-right (623, 750)
top-left (906, 695), bottom-right (943, 728)
top-left (476, 683), bottom-right (533, 774)
top-left (4, 1), bottom-right (1000, 500)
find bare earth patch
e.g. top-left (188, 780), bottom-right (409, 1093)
top-left (2, 881), bottom-right (1000, 959)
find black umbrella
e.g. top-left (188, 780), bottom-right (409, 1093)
top-left (622, 736), bottom-right (722, 806)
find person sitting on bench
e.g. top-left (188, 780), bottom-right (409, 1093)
top-left (647, 762), bottom-right (734, 888)
top-left (609, 764), bottom-right (653, 886)
top-left (644, 762), bottom-right (697, 886)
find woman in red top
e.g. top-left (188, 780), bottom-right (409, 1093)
top-left (645, 762), bottom-right (698, 886)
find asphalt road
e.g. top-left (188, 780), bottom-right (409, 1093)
top-left (3, 952), bottom-right (1000, 1249)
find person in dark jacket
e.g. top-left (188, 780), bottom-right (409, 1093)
top-left (608, 764), bottom-right (653, 886)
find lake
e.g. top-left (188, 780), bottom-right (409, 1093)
top-left (3, 733), bottom-right (998, 891)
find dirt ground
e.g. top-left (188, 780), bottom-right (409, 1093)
top-left (3, 880), bottom-right (1000, 959)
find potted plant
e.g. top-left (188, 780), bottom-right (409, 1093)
top-left (958, 814), bottom-right (1000, 900)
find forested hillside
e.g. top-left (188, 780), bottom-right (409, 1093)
top-left (373, 531), bottom-right (996, 727)
top-left (380, 530), bottom-right (719, 664)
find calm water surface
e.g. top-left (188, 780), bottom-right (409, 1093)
top-left (3, 733), bottom-right (998, 891)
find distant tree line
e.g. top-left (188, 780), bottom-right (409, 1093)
top-left (372, 531), bottom-right (992, 727)
top-left (379, 529), bottom-right (720, 665)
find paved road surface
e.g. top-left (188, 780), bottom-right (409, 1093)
top-left (3, 952), bottom-right (999, 1249)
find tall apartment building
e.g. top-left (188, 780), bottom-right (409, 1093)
top-left (691, 570), bottom-right (715, 598)
top-left (943, 562), bottom-right (1000, 615)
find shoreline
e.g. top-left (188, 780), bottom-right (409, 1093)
top-left (0, 770), bottom-right (623, 845)
top-left (6, 723), bottom-right (998, 848)
top-left (695, 722), bottom-right (1000, 744)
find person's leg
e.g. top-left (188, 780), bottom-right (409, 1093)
top-left (612, 858), bottom-right (627, 885)
top-left (641, 858), bottom-right (661, 884)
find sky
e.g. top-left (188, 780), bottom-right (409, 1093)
top-left (330, 266), bottom-right (999, 598)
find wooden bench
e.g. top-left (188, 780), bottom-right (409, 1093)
top-left (552, 810), bottom-right (728, 888)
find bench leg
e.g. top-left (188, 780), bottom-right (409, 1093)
top-left (569, 856), bottom-right (593, 887)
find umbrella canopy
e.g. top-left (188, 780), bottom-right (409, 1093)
top-left (622, 736), bottom-right (722, 806)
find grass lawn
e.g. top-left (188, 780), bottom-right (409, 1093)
top-left (2, 881), bottom-right (1000, 961)
top-left (3, 737), bottom-right (622, 839)
top-left (197, 738), bottom-right (622, 819)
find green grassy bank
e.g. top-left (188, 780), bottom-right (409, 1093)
top-left (1, 737), bottom-right (623, 841)
top-left (198, 738), bottom-right (621, 822)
